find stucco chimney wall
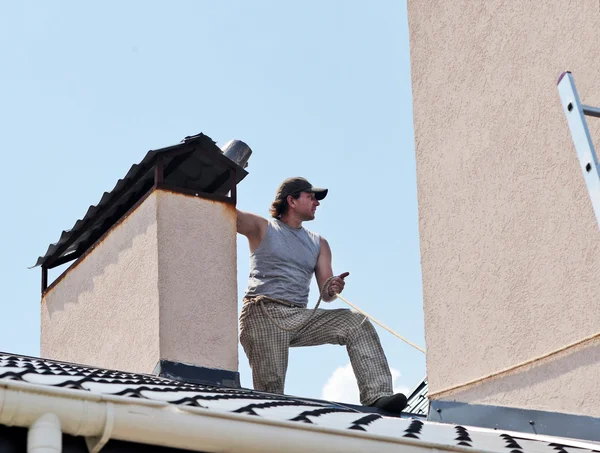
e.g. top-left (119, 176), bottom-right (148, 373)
top-left (408, 1), bottom-right (600, 417)
top-left (156, 189), bottom-right (238, 371)
top-left (41, 189), bottom-right (238, 375)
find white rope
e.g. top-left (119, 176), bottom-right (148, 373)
top-left (332, 290), bottom-right (600, 397)
top-left (247, 275), bottom-right (426, 354)
top-left (334, 293), bottom-right (426, 354)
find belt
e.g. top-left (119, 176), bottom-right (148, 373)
top-left (244, 295), bottom-right (299, 309)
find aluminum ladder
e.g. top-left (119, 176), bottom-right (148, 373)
top-left (557, 71), bottom-right (600, 228)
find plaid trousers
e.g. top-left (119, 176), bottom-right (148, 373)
top-left (239, 299), bottom-right (394, 405)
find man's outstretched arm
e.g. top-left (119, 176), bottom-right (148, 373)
top-left (315, 237), bottom-right (349, 302)
top-left (236, 209), bottom-right (268, 252)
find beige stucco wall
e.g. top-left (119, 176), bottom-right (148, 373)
top-left (41, 192), bottom-right (161, 373)
top-left (408, 1), bottom-right (600, 416)
top-left (41, 189), bottom-right (238, 374)
top-left (156, 190), bottom-right (238, 371)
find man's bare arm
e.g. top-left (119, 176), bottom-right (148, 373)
top-left (236, 210), bottom-right (268, 253)
top-left (315, 237), bottom-right (349, 302)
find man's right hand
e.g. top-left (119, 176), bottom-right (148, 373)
top-left (328, 272), bottom-right (349, 297)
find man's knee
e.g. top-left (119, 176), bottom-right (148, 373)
top-left (337, 310), bottom-right (374, 341)
top-left (340, 309), bottom-right (370, 328)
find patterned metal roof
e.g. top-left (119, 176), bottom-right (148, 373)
top-left (405, 377), bottom-right (428, 416)
top-left (1, 352), bottom-right (598, 453)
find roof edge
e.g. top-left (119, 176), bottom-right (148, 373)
top-left (0, 379), bottom-right (486, 453)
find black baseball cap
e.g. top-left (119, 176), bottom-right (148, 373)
top-left (275, 177), bottom-right (328, 201)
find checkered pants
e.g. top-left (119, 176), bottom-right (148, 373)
top-left (239, 299), bottom-right (393, 405)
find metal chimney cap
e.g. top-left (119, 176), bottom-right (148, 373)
top-left (221, 139), bottom-right (252, 169)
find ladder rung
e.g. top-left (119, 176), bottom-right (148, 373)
top-left (582, 105), bottom-right (600, 118)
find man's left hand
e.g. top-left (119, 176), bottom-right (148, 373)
top-left (328, 272), bottom-right (350, 297)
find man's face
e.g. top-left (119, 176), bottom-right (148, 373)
top-left (289, 191), bottom-right (320, 220)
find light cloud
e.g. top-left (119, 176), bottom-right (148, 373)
top-left (321, 363), bottom-right (410, 404)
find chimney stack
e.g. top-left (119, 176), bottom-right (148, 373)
top-left (38, 134), bottom-right (249, 387)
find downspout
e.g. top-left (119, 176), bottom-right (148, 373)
top-left (28, 413), bottom-right (61, 453)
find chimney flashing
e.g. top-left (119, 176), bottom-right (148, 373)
top-left (153, 360), bottom-right (241, 389)
top-left (428, 400), bottom-right (600, 443)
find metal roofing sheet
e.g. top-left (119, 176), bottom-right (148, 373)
top-left (405, 377), bottom-right (429, 416)
top-left (2, 353), bottom-right (597, 453)
top-left (33, 133), bottom-right (247, 269)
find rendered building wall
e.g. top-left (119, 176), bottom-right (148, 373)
top-left (41, 189), bottom-right (238, 374)
top-left (408, 1), bottom-right (600, 416)
top-left (156, 189), bottom-right (238, 371)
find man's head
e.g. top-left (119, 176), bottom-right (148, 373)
top-left (269, 177), bottom-right (328, 221)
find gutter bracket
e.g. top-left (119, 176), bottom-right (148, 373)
top-left (85, 402), bottom-right (114, 453)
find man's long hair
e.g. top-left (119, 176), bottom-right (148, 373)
top-left (270, 192), bottom-right (301, 219)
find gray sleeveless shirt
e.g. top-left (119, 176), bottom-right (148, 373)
top-left (245, 219), bottom-right (321, 307)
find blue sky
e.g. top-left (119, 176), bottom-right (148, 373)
top-left (0, 1), bottom-right (425, 403)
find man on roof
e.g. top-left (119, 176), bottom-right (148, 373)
top-left (236, 177), bottom-right (407, 414)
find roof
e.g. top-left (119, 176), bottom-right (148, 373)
top-left (33, 133), bottom-right (248, 270)
top-left (1, 352), bottom-right (599, 453)
top-left (0, 352), bottom-right (411, 423)
top-left (405, 377), bottom-right (428, 416)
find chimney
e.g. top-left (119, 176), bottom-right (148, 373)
top-left (408, 1), bottom-right (600, 440)
top-left (37, 133), bottom-right (250, 387)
